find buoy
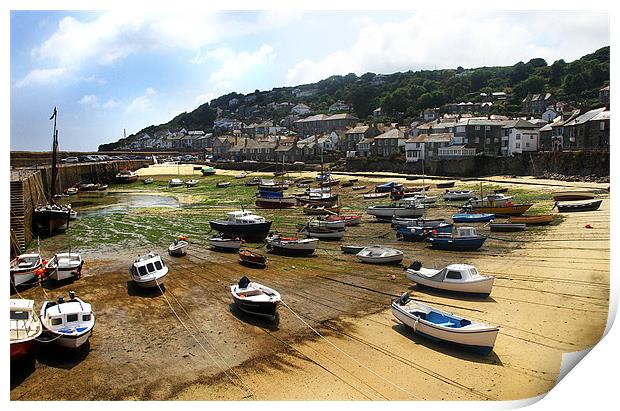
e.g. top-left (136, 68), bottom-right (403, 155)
top-left (291, 266), bottom-right (296, 269)
top-left (585, 224), bottom-right (593, 229)
top-left (390, 274), bottom-right (396, 280)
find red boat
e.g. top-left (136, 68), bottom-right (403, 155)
top-left (255, 196), bottom-right (296, 209)
top-left (239, 250), bottom-right (267, 267)
top-left (10, 299), bottom-right (42, 361)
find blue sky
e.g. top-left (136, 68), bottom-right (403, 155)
top-left (10, 10), bottom-right (609, 151)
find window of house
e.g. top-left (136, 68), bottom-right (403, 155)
top-left (475, 137), bottom-right (480, 144)
top-left (485, 126), bottom-right (491, 131)
top-left (494, 138), bottom-right (499, 143)
top-left (600, 122), bottom-right (605, 131)
top-left (475, 126), bottom-right (480, 131)
top-left (525, 142), bottom-right (530, 148)
top-left (485, 138), bottom-right (490, 144)
top-left (516, 143), bottom-right (521, 149)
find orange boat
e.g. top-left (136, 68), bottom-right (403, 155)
top-left (467, 203), bottom-right (533, 216)
top-left (509, 214), bottom-right (554, 225)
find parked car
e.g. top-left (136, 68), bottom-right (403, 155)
top-left (63, 156), bottom-right (79, 163)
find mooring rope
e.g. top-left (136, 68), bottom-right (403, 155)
top-left (154, 281), bottom-right (253, 399)
top-left (279, 300), bottom-right (421, 400)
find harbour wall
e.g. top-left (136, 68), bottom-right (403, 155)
top-left (341, 151), bottom-right (610, 178)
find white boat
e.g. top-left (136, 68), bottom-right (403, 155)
top-left (168, 240), bottom-right (188, 256)
top-left (10, 253), bottom-right (43, 287)
top-left (468, 194), bottom-right (514, 207)
top-left (66, 187), bottom-right (79, 195)
top-left (10, 299), bottom-right (43, 361)
top-left (40, 291), bottom-right (95, 348)
top-left (168, 178), bottom-right (184, 187)
top-left (143, 177), bottom-right (154, 185)
top-left (307, 217), bottom-right (346, 229)
top-left (402, 194), bottom-right (438, 204)
top-left (266, 234), bottom-right (318, 256)
top-left (209, 236), bottom-right (243, 251)
top-left (367, 203), bottom-right (424, 219)
top-left (392, 294), bottom-right (499, 354)
top-left (299, 226), bottom-right (345, 240)
top-left (405, 262), bottom-right (494, 295)
top-left (130, 252), bottom-right (169, 288)
top-left (45, 252), bottom-right (83, 281)
top-left (69, 209), bottom-right (78, 220)
top-left (230, 276), bottom-right (281, 319)
top-left (236, 172), bottom-right (248, 179)
top-left (209, 210), bottom-right (272, 242)
top-left (341, 245), bottom-right (366, 254)
top-left (185, 179), bottom-right (199, 187)
top-left (443, 190), bottom-right (476, 201)
top-left (356, 246), bottom-right (404, 264)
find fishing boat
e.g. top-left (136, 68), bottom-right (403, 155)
top-left (245, 177), bottom-right (262, 186)
top-left (352, 185), bottom-right (368, 191)
top-left (10, 253), bottom-right (44, 288)
top-left (375, 182), bottom-right (403, 193)
top-left (201, 166), bottom-right (216, 176)
top-left (10, 299), bottom-right (43, 361)
top-left (259, 179), bottom-right (287, 191)
top-left (508, 215), bottom-right (554, 225)
top-left (397, 222), bottom-right (453, 242)
top-left (555, 199), bottom-right (602, 212)
top-left (230, 276), bottom-right (280, 319)
top-left (299, 226), bottom-right (345, 240)
top-left (341, 245), bottom-right (365, 254)
top-left (319, 178), bottom-right (340, 187)
top-left (168, 178), bottom-right (184, 187)
top-left (79, 183), bottom-right (97, 191)
top-left (391, 217), bottom-right (445, 228)
top-left (302, 204), bottom-right (340, 215)
top-left (406, 262), bottom-right (494, 295)
top-left (216, 181), bottom-right (231, 188)
top-left (340, 181), bottom-right (354, 188)
top-left (40, 291), bottom-right (95, 348)
top-left (427, 227), bottom-right (486, 251)
top-left (116, 169), bottom-right (139, 183)
top-left (209, 235), bottom-right (243, 251)
top-left (45, 252), bottom-right (83, 281)
top-left (467, 194), bottom-right (514, 207)
top-left (236, 172), bottom-right (248, 179)
top-left (461, 203), bottom-right (533, 216)
top-left (401, 194), bottom-right (438, 204)
top-left (184, 179), bottom-right (199, 187)
top-left (209, 210), bottom-right (273, 242)
top-left (363, 192), bottom-right (390, 200)
top-left (168, 239), bottom-right (188, 256)
top-left (443, 190), bottom-right (475, 201)
top-left (239, 250), bottom-right (267, 267)
top-left (95, 183), bottom-right (108, 191)
top-left (436, 181), bottom-right (456, 188)
top-left (142, 177), bottom-right (154, 184)
top-left (294, 192), bottom-right (339, 206)
top-left (490, 223), bottom-right (526, 232)
top-left (356, 246), bottom-right (404, 264)
top-left (367, 203), bottom-right (424, 220)
top-left (66, 187), bottom-right (79, 195)
top-left (255, 196), bottom-right (296, 209)
top-left (392, 294), bottom-right (498, 354)
top-left (551, 191), bottom-right (595, 201)
top-left (404, 185), bottom-right (430, 193)
top-left (266, 233), bottom-right (319, 256)
top-left (130, 252), bottom-right (168, 288)
top-left (302, 218), bottom-right (346, 230)
top-left (452, 213), bottom-right (495, 223)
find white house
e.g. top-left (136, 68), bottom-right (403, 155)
top-left (291, 103), bottom-right (312, 115)
top-left (405, 133), bottom-right (453, 162)
top-left (329, 101), bottom-right (350, 112)
top-left (501, 119), bottom-right (540, 156)
top-left (542, 108), bottom-right (559, 122)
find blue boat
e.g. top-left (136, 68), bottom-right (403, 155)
top-left (397, 223), bottom-right (453, 242)
top-left (258, 189), bottom-right (284, 198)
top-left (452, 213), bottom-right (495, 223)
top-left (426, 227), bottom-right (486, 251)
top-left (375, 182), bottom-right (402, 193)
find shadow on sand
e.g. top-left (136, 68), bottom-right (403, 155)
top-left (126, 281), bottom-right (165, 297)
top-left (407, 284), bottom-right (498, 303)
top-left (229, 303), bottom-right (280, 331)
top-left (10, 354), bottom-right (37, 389)
top-left (35, 340), bottom-right (91, 370)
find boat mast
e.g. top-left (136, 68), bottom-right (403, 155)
top-left (49, 107), bottom-right (58, 204)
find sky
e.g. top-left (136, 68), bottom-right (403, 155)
top-left (9, 9), bottom-right (610, 151)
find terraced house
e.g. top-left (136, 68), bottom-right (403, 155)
top-left (373, 128), bottom-right (407, 158)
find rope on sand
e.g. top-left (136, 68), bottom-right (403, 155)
top-left (280, 300), bottom-right (421, 400)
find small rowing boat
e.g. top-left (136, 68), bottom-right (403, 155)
top-left (490, 223), bottom-right (526, 232)
top-left (340, 244), bottom-right (365, 254)
top-left (266, 234), bottom-right (318, 256)
top-left (185, 179), bottom-right (199, 187)
top-left (443, 190), bottom-right (475, 201)
top-left (299, 226), bottom-right (345, 240)
top-left (209, 236), bottom-right (243, 251)
top-left (239, 250), bottom-right (267, 267)
top-left (10, 299), bottom-right (43, 361)
top-left (451, 213), bottom-right (495, 223)
top-left (356, 246), bottom-right (404, 264)
top-left (230, 276), bottom-right (280, 320)
top-left (551, 191), bottom-right (595, 201)
top-left (436, 181), bottom-right (455, 188)
top-left (142, 177), bottom-right (154, 184)
top-left (302, 204), bottom-right (340, 215)
top-left (555, 199), bottom-right (602, 212)
top-left (168, 239), bottom-right (188, 256)
top-left (363, 192), bottom-right (390, 200)
top-left (168, 178), bottom-right (184, 187)
top-left (426, 227), bottom-right (486, 251)
top-left (45, 252), bottom-right (83, 281)
top-left (352, 185), bottom-right (368, 191)
top-left (508, 215), bottom-right (554, 225)
top-left (216, 181), bottom-right (231, 188)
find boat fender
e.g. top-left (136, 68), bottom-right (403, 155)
top-left (409, 261), bottom-right (422, 271)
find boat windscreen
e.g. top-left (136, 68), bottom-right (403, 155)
top-left (10, 311), bottom-right (29, 320)
top-left (146, 263), bottom-right (155, 272)
top-left (66, 313), bottom-right (78, 322)
top-left (138, 265), bottom-right (148, 276)
top-left (154, 260), bottom-right (163, 270)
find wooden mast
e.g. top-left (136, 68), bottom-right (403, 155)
top-left (49, 107), bottom-right (58, 204)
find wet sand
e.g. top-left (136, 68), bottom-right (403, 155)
top-left (10, 173), bottom-right (609, 401)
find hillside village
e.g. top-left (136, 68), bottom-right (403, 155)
top-left (111, 86), bottom-right (610, 165)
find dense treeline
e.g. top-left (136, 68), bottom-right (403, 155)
top-left (99, 46), bottom-right (609, 151)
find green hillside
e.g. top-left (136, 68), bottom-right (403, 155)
top-left (99, 46), bottom-right (609, 151)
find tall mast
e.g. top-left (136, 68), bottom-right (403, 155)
top-left (49, 107), bottom-right (58, 204)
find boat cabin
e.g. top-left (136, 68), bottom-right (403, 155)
top-left (422, 264), bottom-right (483, 282)
top-left (42, 294), bottom-right (93, 331)
top-left (455, 227), bottom-right (479, 238)
top-left (226, 211), bottom-right (267, 224)
top-left (132, 253), bottom-right (166, 278)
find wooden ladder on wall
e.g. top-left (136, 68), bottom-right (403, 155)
top-left (10, 180), bottom-right (26, 251)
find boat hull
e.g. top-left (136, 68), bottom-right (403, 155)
top-left (49, 264), bottom-right (83, 282)
top-left (466, 204), bottom-right (532, 216)
top-left (33, 209), bottom-right (70, 234)
top-left (134, 274), bottom-right (167, 289)
top-left (209, 221), bottom-right (272, 242)
top-left (427, 236), bottom-right (486, 251)
top-left (552, 192), bottom-right (595, 201)
top-left (255, 197), bottom-right (296, 209)
top-left (10, 339), bottom-right (37, 361)
top-left (406, 272), bottom-right (494, 295)
top-left (556, 199), bottom-right (602, 212)
top-left (509, 215), bottom-right (554, 225)
top-left (392, 303), bottom-right (498, 354)
top-left (357, 254), bottom-right (403, 264)
top-left (367, 207), bottom-right (424, 219)
top-left (267, 243), bottom-right (316, 256)
top-left (452, 213), bottom-right (495, 223)
top-left (490, 223), bottom-right (526, 232)
top-left (52, 330), bottom-right (92, 349)
top-left (232, 296), bottom-right (278, 318)
top-left (209, 239), bottom-right (242, 251)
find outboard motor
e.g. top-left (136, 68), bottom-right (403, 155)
top-left (57, 296), bottom-right (65, 304)
top-left (398, 292), bottom-right (410, 305)
top-left (238, 276), bottom-right (251, 289)
top-left (69, 291), bottom-right (76, 300)
top-left (409, 261), bottom-right (423, 271)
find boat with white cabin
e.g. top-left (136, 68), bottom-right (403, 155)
top-left (130, 252), bottom-right (169, 288)
top-left (40, 291), bottom-right (95, 348)
top-left (405, 262), bottom-right (494, 295)
top-left (209, 210), bottom-right (272, 242)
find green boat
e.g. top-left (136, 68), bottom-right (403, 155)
top-left (201, 166), bottom-right (216, 176)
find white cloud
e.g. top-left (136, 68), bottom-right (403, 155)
top-left (78, 94), bottom-right (99, 107)
top-left (205, 44), bottom-right (276, 90)
top-left (103, 98), bottom-right (120, 109)
top-left (126, 88), bottom-right (156, 113)
top-left (286, 11), bottom-right (609, 85)
top-left (14, 67), bottom-right (70, 88)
